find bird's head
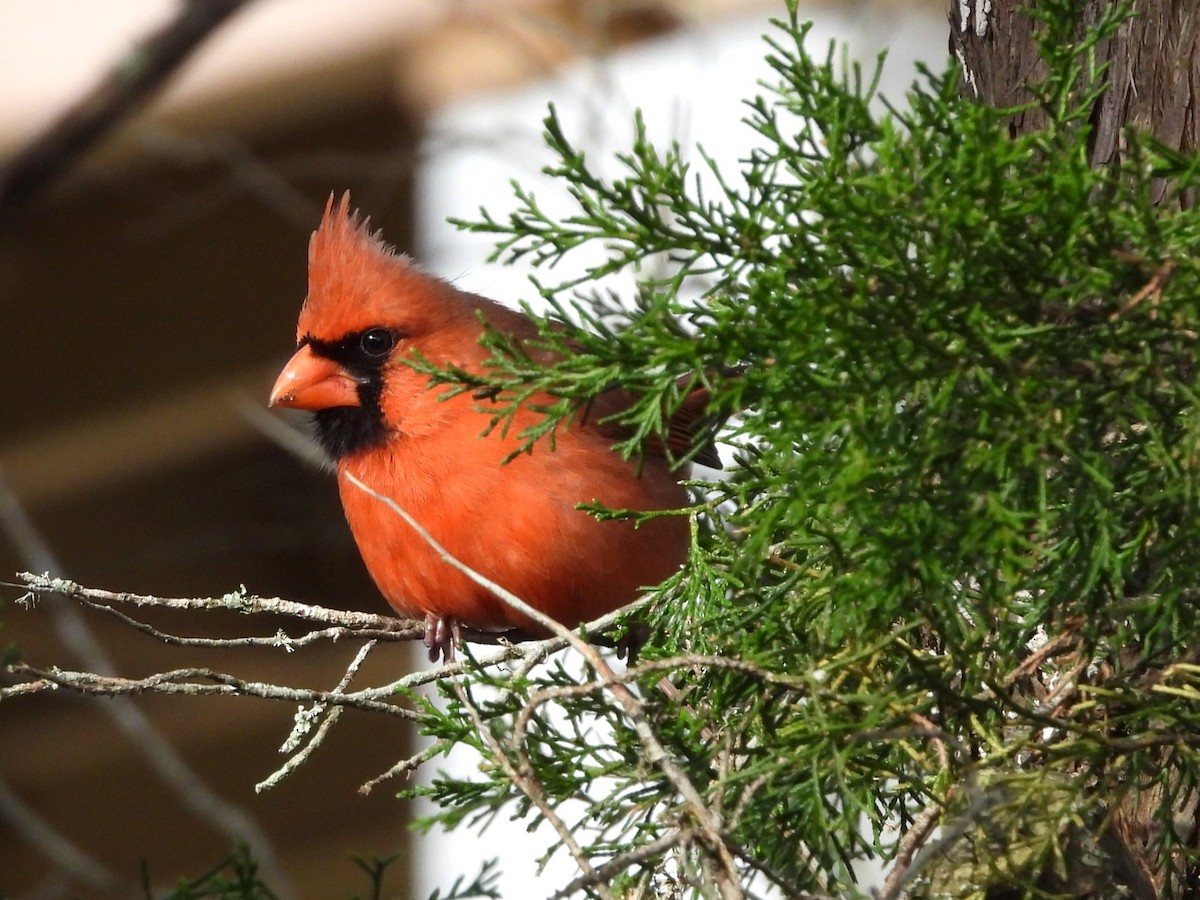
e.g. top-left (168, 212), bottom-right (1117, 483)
top-left (269, 193), bottom-right (486, 461)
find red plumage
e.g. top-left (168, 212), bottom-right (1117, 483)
top-left (271, 194), bottom-right (704, 662)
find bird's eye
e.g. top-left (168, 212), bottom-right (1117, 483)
top-left (359, 328), bottom-right (395, 358)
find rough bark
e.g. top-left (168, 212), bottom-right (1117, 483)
top-left (948, 0), bottom-right (1200, 205)
top-left (947, 2), bottom-right (1200, 896)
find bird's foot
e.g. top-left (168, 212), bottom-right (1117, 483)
top-left (424, 614), bottom-right (461, 664)
top-left (614, 621), bottom-right (652, 666)
top-left (590, 621), bottom-right (652, 666)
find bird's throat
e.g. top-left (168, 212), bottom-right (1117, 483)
top-left (312, 403), bottom-right (390, 461)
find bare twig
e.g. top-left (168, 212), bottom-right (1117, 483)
top-left (7, 573), bottom-right (657, 709)
top-left (256, 640), bottom-right (379, 792)
top-left (15, 570), bottom-right (596, 652)
top-left (6, 568), bottom-right (671, 800)
top-left (910, 713), bottom-right (950, 773)
top-left (722, 839), bottom-right (819, 900)
top-left (1109, 254), bottom-right (1176, 322)
top-left (358, 742), bottom-right (447, 795)
top-left (727, 773), bottom-right (771, 835)
top-left (355, 635), bottom-right (572, 795)
top-left (355, 597), bottom-right (650, 794)
top-left (874, 803), bottom-right (943, 900)
top-left (17, 571), bottom-right (409, 631)
top-left (70, 592), bottom-right (409, 649)
top-left (0, 0), bottom-right (259, 216)
top-left (509, 653), bottom-right (806, 734)
top-left (1034, 657), bottom-right (1088, 715)
top-left (881, 770), bottom-right (998, 898)
top-left (0, 464), bottom-right (296, 899)
top-left (1003, 627), bottom-right (1080, 686)
top-left (4, 663), bottom-right (417, 719)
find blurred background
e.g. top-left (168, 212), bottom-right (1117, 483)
top-left (0, 1), bottom-right (944, 897)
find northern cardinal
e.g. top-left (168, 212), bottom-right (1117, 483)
top-left (270, 194), bottom-right (717, 662)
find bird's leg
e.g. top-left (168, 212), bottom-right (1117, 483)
top-left (424, 614), bottom-right (461, 663)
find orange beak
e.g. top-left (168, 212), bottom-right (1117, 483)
top-left (269, 344), bottom-right (362, 410)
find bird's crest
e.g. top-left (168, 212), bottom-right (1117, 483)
top-left (300, 192), bottom-right (423, 339)
top-left (310, 192), bottom-right (394, 270)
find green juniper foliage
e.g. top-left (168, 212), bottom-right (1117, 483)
top-left (143, 847), bottom-right (427, 900)
top-left (406, 1), bottom-right (1200, 897)
top-left (149, 845), bottom-right (279, 900)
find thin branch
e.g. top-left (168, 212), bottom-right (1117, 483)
top-left (71, 593), bottom-right (410, 649)
top-left (6, 568), bottom-right (661, 729)
top-left (722, 839), bottom-right (821, 900)
top-left (359, 742), bottom-right (447, 796)
top-left (1003, 627), bottom-right (1081, 686)
top-left (874, 803), bottom-right (943, 900)
top-left (17, 571), bottom-right (411, 631)
top-left (256, 640), bottom-right (379, 792)
top-left (883, 773), bottom-right (999, 898)
top-left (356, 598), bottom-right (653, 795)
top-left (727, 773), bottom-right (771, 835)
top-left (15, 570), bottom-right (574, 651)
top-left (4, 663), bottom-right (417, 719)
top-left (0, 0), bottom-right (260, 216)
top-left (356, 636), bottom-right (575, 795)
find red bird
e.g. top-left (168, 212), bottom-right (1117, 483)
top-left (270, 194), bottom-right (714, 662)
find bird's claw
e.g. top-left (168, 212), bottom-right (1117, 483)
top-left (425, 614), bottom-right (461, 663)
top-left (614, 621), bottom-right (651, 666)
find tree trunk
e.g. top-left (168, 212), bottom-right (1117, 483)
top-left (948, 2), bottom-right (1200, 896)
top-left (949, 0), bottom-right (1200, 206)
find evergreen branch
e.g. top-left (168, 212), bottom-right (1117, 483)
top-left (453, 679), bottom-right (619, 900)
top-left (549, 829), bottom-right (695, 900)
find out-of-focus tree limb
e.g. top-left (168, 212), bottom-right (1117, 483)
top-left (0, 0), bottom-right (259, 217)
